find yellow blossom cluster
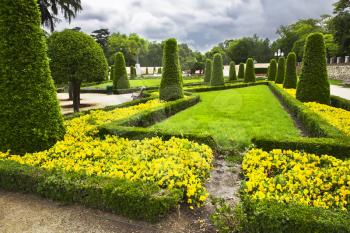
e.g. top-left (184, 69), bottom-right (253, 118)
top-left (0, 99), bottom-right (213, 206)
top-left (242, 148), bottom-right (350, 211)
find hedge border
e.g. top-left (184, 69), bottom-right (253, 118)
top-left (330, 95), bottom-right (350, 111)
top-left (186, 81), bottom-right (268, 93)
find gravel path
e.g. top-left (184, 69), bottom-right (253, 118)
top-left (331, 85), bottom-right (350, 100)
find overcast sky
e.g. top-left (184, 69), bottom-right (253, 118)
top-left (56, 0), bottom-right (336, 52)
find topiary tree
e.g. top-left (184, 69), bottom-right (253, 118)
top-left (145, 67), bottom-right (149, 75)
top-left (211, 53), bottom-right (225, 86)
top-left (204, 59), bottom-right (212, 83)
top-left (159, 38), bottom-right (184, 101)
top-left (113, 52), bottom-right (130, 90)
top-left (275, 57), bottom-right (286, 84)
top-left (0, 0), bottom-right (65, 154)
top-left (130, 65), bottom-right (136, 80)
top-left (110, 65), bottom-right (115, 81)
top-left (229, 61), bottom-right (237, 81)
top-left (48, 29), bottom-right (108, 113)
top-left (283, 52), bottom-right (298, 89)
top-left (158, 67), bottom-right (162, 74)
top-left (238, 63), bottom-right (245, 80)
top-left (244, 58), bottom-right (256, 83)
top-left (267, 59), bottom-right (277, 81)
top-left (296, 33), bottom-right (330, 104)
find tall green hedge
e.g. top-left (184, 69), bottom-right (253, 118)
top-left (204, 59), bottom-right (212, 83)
top-left (110, 65), bottom-right (115, 81)
top-left (238, 63), bottom-right (245, 80)
top-left (276, 57), bottom-right (285, 84)
top-left (244, 58), bottom-right (256, 83)
top-left (283, 52), bottom-right (297, 88)
top-left (113, 52), bottom-right (130, 89)
top-left (296, 33), bottom-right (330, 104)
top-left (159, 38), bottom-right (184, 101)
top-left (0, 0), bottom-right (65, 154)
top-left (267, 59), bottom-right (277, 81)
top-left (229, 61), bottom-right (237, 81)
top-left (211, 53), bottom-right (225, 86)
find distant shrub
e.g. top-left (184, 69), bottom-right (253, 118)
top-left (229, 61), bottom-right (237, 81)
top-left (238, 63), bottom-right (245, 79)
top-left (267, 59), bottom-right (277, 81)
top-left (244, 58), bottom-right (256, 83)
top-left (276, 57), bottom-right (286, 84)
top-left (146, 67), bottom-right (149, 75)
top-left (130, 65), bottom-right (137, 80)
top-left (113, 52), bottom-right (130, 89)
top-left (210, 53), bottom-right (225, 86)
top-left (158, 67), bottom-right (162, 74)
top-left (204, 59), bottom-right (212, 83)
top-left (283, 52), bottom-right (297, 88)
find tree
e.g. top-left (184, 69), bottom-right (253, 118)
top-left (296, 33), bottom-right (330, 104)
top-left (333, 0), bottom-right (350, 13)
top-left (91, 28), bottom-right (110, 57)
top-left (113, 52), bottom-right (130, 89)
top-left (283, 52), bottom-right (297, 88)
top-left (159, 38), bottom-right (184, 101)
top-left (211, 53), bottom-right (225, 86)
top-left (328, 12), bottom-right (350, 55)
top-left (48, 30), bottom-right (108, 112)
top-left (238, 63), bottom-right (245, 80)
top-left (204, 59), bottom-right (212, 83)
top-left (267, 59), bottom-right (277, 81)
top-left (38, 0), bottom-right (82, 32)
top-left (229, 61), bottom-right (237, 81)
top-left (244, 58), bottom-right (256, 83)
top-left (276, 57), bottom-right (286, 84)
top-left (0, 0), bottom-right (65, 154)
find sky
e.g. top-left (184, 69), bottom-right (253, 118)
top-left (56, 0), bottom-right (336, 52)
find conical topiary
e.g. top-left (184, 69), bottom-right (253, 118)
top-left (276, 57), bottom-right (285, 84)
top-left (110, 65), bottom-right (115, 81)
top-left (0, 0), bottom-right (65, 154)
top-left (267, 59), bottom-right (277, 81)
top-left (238, 63), bottom-right (245, 80)
top-left (296, 33), bottom-right (330, 104)
top-left (113, 52), bottom-right (130, 89)
top-left (159, 38), bottom-right (184, 101)
top-left (130, 65), bottom-right (136, 80)
top-left (283, 52), bottom-right (297, 89)
top-left (204, 59), bottom-right (212, 83)
top-left (210, 53), bottom-right (225, 86)
top-left (244, 58), bottom-right (256, 83)
top-left (229, 61), bottom-right (237, 81)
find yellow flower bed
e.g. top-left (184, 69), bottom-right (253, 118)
top-left (242, 148), bottom-right (350, 211)
top-left (0, 99), bottom-right (213, 206)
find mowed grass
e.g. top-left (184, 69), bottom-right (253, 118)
top-left (151, 86), bottom-right (300, 149)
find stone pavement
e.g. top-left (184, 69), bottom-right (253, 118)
top-left (330, 85), bottom-right (350, 100)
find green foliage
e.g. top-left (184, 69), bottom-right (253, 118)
top-left (145, 67), bottom-right (149, 75)
top-left (113, 52), bottom-right (130, 89)
top-left (130, 65), bottom-right (136, 80)
top-left (283, 52), bottom-right (297, 88)
top-left (296, 33), bottom-right (330, 104)
top-left (210, 53), bottom-right (225, 86)
top-left (110, 65), bottom-right (115, 81)
top-left (204, 59), bottom-right (212, 83)
top-left (267, 59), bottom-right (277, 81)
top-left (328, 12), bottom-right (350, 55)
top-left (238, 63), bottom-right (245, 79)
top-left (158, 67), bottom-right (162, 74)
top-left (229, 61), bottom-right (237, 81)
top-left (331, 95), bottom-right (350, 111)
top-left (254, 68), bottom-right (268, 74)
top-left (244, 58), bottom-right (256, 83)
top-left (275, 57), bottom-right (285, 84)
top-left (159, 38), bottom-right (184, 101)
top-left (0, 0), bottom-right (65, 154)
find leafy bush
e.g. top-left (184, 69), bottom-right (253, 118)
top-left (159, 38), bottom-right (184, 101)
top-left (296, 33), bottom-right (330, 104)
top-left (275, 57), bottom-right (285, 84)
top-left (211, 53), bottom-right (225, 86)
top-left (238, 63), bottom-right (245, 80)
top-left (244, 58), bottom-right (256, 83)
top-left (113, 52), bottom-right (130, 89)
top-left (283, 52), bottom-right (297, 88)
top-left (267, 59), bottom-right (277, 81)
top-left (130, 65), bottom-right (137, 80)
top-left (0, 0), bottom-right (65, 154)
top-left (204, 59), bottom-right (212, 83)
top-left (229, 61), bottom-right (237, 81)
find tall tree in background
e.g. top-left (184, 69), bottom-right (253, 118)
top-left (91, 28), bottom-right (110, 57)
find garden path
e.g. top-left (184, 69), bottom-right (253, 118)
top-left (331, 85), bottom-right (350, 100)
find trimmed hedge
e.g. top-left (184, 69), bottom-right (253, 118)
top-left (296, 33), bottom-right (330, 104)
top-left (110, 65), bottom-right (115, 81)
top-left (254, 67), bottom-right (268, 74)
top-left (0, 0), bottom-right (65, 154)
top-left (238, 63), bottom-right (245, 80)
top-left (283, 52), bottom-right (297, 89)
top-left (204, 59), bottom-right (212, 83)
top-left (331, 95), bottom-right (350, 111)
top-left (229, 61), bottom-right (237, 81)
top-left (187, 81), bottom-right (268, 93)
top-left (267, 59), bottom-right (277, 81)
top-left (130, 65), bottom-right (137, 80)
top-left (211, 53), bottom-right (225, 86)
top-left (244, 58), bottom-right (256, 83)
top-left (159, 38), bottom-right (184, 101)
top-left (0, 160), bottom-right (181, 222)
top-left (275, 57), bottom-right (285, 84)
top-left (113, 52), bottom-right (130, 89)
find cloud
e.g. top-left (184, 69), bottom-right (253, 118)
top-left (55, 0), bottom-right (336, 52)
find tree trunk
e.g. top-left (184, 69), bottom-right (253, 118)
top-left (72, 80), bottom-right (81, 112)
top-left (68, 82), bottom-right (73, 100)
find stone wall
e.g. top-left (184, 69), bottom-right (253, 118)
top-left (327, 65), bottom-right (350, 81)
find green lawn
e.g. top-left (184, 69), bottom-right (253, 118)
top-left (151, 86), bottom-right (300, 149)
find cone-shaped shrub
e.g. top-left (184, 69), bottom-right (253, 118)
top-left (130, 65), bottom-right (136, 80)
top-left (211, 53), bottom-right (225, 86)
top-left (204, 59), bottom-right (212, 83)
top-left (146, 67), bottom-right (149, 75)
top-left (296, 33), bottom-right (330, 104)
top-left (159, 38), bottom-right (184, 101)
top-left (113, 52), bottom-right (130, 89)
top-left (276, 57), bottom-right (285, 84)
top-left (238, 63), bottom-right (245, 80)
top-left (0, 0), bottom-right (65, 154)
top-left (158, 67), bottom-right (162, 74)
top-left (244, 58), bottom-right (256, 83)
top-left (110, 66), bottom-right (115, 81)
top-left (229, 61), bottom-right (237, 81)
top-left (267, 59), bottom-right (277, 81)
top-left (283, 52), bottom-right (297, 88)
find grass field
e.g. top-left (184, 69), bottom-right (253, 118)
top-left (151, 86), bottom-right (301, 149)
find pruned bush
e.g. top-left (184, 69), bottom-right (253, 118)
top-left (0, 0), bottom-right (65, 154)
top-left (211, 53), bottom-right (225, 86)
top-left (113, 52), bottom-right (130, 89)
top-left (159, 38), bottom-right (184, 101)
top-left (275, 57), bottom-right (285, 84)
top-left (146, 67), bottom-right (149, 75)
top-left (229, 61), bottom-right (237, 81)
top-left (238, 63), bottom-right (245, 80)
top-left (267, 59), bottom-right (277, 81)
top-left (283, 52), bottom-right (297, 88)
top-left (244, 58), bottom-right (256, 83)
top-left (130, 65), bottom-right (136, 80)
top-left (158, 67), bottom-right (162, 74)
top-left (296, 33), bottom-right (330, 104)
top-left (110, 65), bottom-right (115, 81)
top-left (204, 59), bottom-right (212, 83)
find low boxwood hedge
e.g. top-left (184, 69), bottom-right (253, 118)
top-left (254, 67), bottom-right (268, 74)
top-left (187, 81), bottom-right (268, 93)
top-left (331, 95), bottom-right (350, 111)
